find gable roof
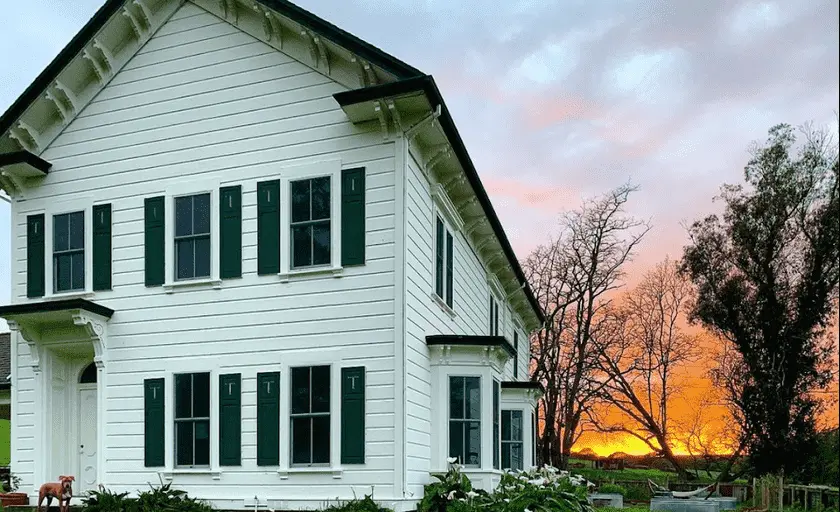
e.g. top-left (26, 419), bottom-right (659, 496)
top-left (0, 0), bottom-right (545, 327)
top-left (0, 0), bottom-right (422, 137)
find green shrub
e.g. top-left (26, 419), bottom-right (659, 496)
top-left (322, 494), bottom-right (394, 512)
top-left (82, 483), bottom-right (214, 511)
top-left (418, 463), bottom-right (595, 512)
top-left (83, 486), bottom-right (133, 512)
top-left (597, 484), bottom-right (626, 496)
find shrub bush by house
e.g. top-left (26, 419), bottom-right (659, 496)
top-left (419, 462), bottom-right (596, 512)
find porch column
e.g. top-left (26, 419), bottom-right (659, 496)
top-left (94, 357), bottom-right (107, 489)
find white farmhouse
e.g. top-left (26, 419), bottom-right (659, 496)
top-left (0, 0), bottom-right (544, 509)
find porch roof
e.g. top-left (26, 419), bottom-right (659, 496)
top-left (0, 298), bottom-right (114, 319)
top-left (426, 334), bottom-right (516, 358)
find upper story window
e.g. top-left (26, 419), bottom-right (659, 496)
top-left (489, 295), bottom-right (499, 335)
top-left (449, 376), bottom-right (481, 466)
top-left (175, 193), bottom-right (211, 280)
top-left (291, 177), bottom-right (331, 269)
top-left (175, 372), bottom-right (211, 467)
top-left (291, 365), bottom-right (331, 465)
top-left (53, 211), bottom-right (85, 293)
top-left (435, 216), bottom-right (454, 308)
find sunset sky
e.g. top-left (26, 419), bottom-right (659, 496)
top-left (1, 0), bottom-right (838, 455)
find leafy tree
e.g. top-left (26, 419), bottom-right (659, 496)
top-left (681, 123), bottom-right (839, 478)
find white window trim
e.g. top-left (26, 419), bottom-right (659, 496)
top-left (42, 195), bottom-right (94, 299)
top-left (163, 180), bottom-right (221, 293)
top-left (500, 408), bottom-right (526, 471)
top-left (430, 360), bottom-right (502, 473)
top-left (500, 395), bottom-right (539, 470)
top-left (431, 210), bottom-right (456, 318)
top-left (275, 347), bottom-right (344, 479)
top-left (278, 159), bottom-right (343, 281)
top-left (161, 363), bottom-right (222, 481)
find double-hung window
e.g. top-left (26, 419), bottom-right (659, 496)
top-left (175, 372), bottom-right (210, 467)
top-left (175, 193), bottom-right (211, 280)
top-left (291, 177), bottom-right (331, 269)
top-left (435, 216), bottom-right (454, 308)
top-left (449, 376), bottom-right (481, 466)
top-left (291, 365), bottom-right (331, 465)
top-left (53, 211), bottom-right (85, 293)
top-left (502, 410), bottom-right (524, 470)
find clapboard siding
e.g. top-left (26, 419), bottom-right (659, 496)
top-left (10, 2), bottom-right (397, 503)
top-left (401, 148), bottom-right (529, 495)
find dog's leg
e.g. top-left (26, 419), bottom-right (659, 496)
top-left (37, 493), bottom-right (44, 512)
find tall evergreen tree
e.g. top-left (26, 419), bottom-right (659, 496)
top-left (681, 123), bottom-right (839, 477)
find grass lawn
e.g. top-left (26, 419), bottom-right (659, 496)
top-left (0, 419), bottom-right (9, 466)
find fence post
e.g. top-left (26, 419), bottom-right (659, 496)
top-left (753, 478), bottom-right (757, 508)
top-left (778, 475), bottom-right (783, 512)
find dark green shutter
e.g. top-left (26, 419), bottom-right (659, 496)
top-left (435, 218), bottom-right (444, 297)
top-left (26, 214), bottom-right (45, 298)
top-left (513, 332), bottom-right (519, 379)
top-left (144, 196), bottom-right (165, 286)
top-left (341, 168), bottom-right (365, 266)
top-left (219, 186), bottom-right (242, 279)
top-left (219, 373), bottom-right (241, 466)
top-left (256, 372), bottom-right (280, 465)
top-left (257, 180), bottom-right (280, 275)
top-left (341, 366), bottom-right (365, 464)
top-left (493, 380), bottom-right (500, 469)
top-left (92, 204), bottom-right (112, 291)
top-left (445, 231), bottom-right (453, 307)
top-left (144, 378), bottom-right (165, 467)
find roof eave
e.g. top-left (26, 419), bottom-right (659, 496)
top-left (335, 76), bottom-right (546, 326)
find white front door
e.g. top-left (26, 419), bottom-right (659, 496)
top-left (78, 386), bottom-right (98, 493)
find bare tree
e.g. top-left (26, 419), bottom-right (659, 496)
top-left (524, 183), bottom-right (649, 468)
top-left (589, 259), bottom-right (699, 478)
top-left (677, 396), bottom-right (743, 480)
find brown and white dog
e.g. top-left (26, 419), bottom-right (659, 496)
top-left (38, 475), bottom-right (75, 512)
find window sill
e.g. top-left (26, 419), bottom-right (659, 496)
top-left (44, 290), bottom-right (95, 301)
top-left (278, 467), bottom-right (343, 480)
top-left (162, 468), bottom-right (221, 481)
top-left (430, 292), bottom-right (456, 319)
top-left (278, 266), bottom-right (343, 282)
top-left (163, 278), bottom-right (222, 294)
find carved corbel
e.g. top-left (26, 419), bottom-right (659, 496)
top-left (350, 57), bottom-right (369, 87)
top-left (123, 5), bottom-right (147, 38)
top-left (312, 35), bottom-right (329, 73)
top-left (464, 217), bottom-right (486, 237)
top-left (72, 311), bottom-right (108, 364)
top-left (426, 145), bottom-right (452, 176)
top-left (9, 121), bottom-right (41, 153)
top-left (83, 48), bottom-right (110, 84)
top-left (0, 174), bottom-right (17, 197)
top-left (374, 100), bottom-right (389, 140)
top-left (386, 99), bottom-right (402, 133)
top-left (457, 196), bottom-right (479, 216)
top-left (45, 81), bottom-right (78, 123)
top-left (93, 39), bottom-right (116, 73)
top-left (300, 30), bottom-right (318, 67)
top-left (8, 320), bottom-right (42, 373)
top-left (132, 0), bottom-right (154, 29)
top-left (405, 105), bottom-right (441, 142)
top-left (1, 171), bottom-right (25, 197)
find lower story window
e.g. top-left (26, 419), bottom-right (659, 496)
top-left (175, 372), bottom-right (210, 467)
top-left (449, 376), bottom-right (481, 466)
top-left (502, 410), bottom-right (524, 470)
top-left (291, 365), bottom-right (331, 465)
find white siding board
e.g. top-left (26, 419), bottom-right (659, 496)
top-left (10, 2), bottom-right (399, 504)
